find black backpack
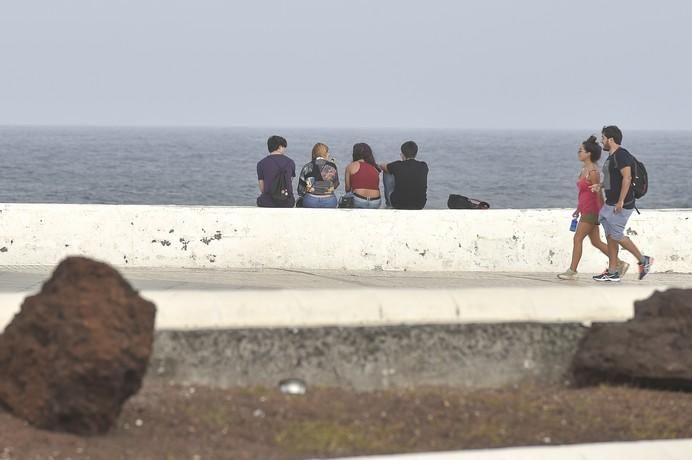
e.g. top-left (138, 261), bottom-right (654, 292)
top-left (613, 153), bottom-right (648, 199)
top-left (631, 158), bottom-right (648, 199)
top-left (269, 158), bottom-right (290, 203)
top-left (447, 194), bottom-right (490, 209)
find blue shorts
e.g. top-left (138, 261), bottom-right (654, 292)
top-left (599, 204), bottom-right (633, 241)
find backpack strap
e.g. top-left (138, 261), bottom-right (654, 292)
top-left (612, 152), bottom-right (638, 208)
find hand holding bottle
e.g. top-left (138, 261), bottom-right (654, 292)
top-left (570, 217), bottom-right (578, 232)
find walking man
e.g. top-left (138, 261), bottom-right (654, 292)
top-left (590, 125), bottom-right (653, 282)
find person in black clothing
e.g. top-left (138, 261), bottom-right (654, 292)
top-left (379, 140), bottom-right (428, 209)
top-left (256, 135), bottom-right (296, 208)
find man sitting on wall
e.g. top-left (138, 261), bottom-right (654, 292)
top-left (256, 135), bottom-right (296, 208)
top-left (379, 140), bottom-right (428, 210)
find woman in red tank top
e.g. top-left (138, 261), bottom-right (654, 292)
top-left (344, 143), bottom-right (381, 209)
top-left (558, 136), bottom-right (628, 280)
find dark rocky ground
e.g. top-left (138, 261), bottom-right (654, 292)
top-left (2, 381), bottom-right (692, 460)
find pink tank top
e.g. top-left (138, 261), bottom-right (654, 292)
top-left (577, 176), bottom-right (601, 215)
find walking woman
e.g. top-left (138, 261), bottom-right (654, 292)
top-left (558, 136), bottom-right (629, 279)
top-left (344, 143), bottom-right (382, 209)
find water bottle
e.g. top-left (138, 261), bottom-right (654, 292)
top-left (570, 217), bottom-right (578, 232)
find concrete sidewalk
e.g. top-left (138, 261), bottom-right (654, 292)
top-left (1, 266), bottom-right (691, 330)
top-left (2, 265), bottom-right (692, 292)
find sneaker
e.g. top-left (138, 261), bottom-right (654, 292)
top-left (593, 270), bottom-right (621, 282)
top-left (616, 260), bottom-right (630, 277)
top-left (638, 256), bottom-right (654, 280)
top-left (557, 269), bottom-right (578, 280)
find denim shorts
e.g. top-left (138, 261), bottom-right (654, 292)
top-left (599, 204), bottom-right (633, 241)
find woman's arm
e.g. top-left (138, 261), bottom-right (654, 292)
top-left (573, 187), bottom-right (580, 216)
top-left (344, 163), bottom-right (352, 192)
top-left (333, 165), bottom-right (340, 190)
top-left (588, 169), bottom-right (604, 205)
top-left (297, 164), bottom-right (309, 196)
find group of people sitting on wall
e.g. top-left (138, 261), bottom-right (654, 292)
top-left (256, 135), bottom-right (428, 209)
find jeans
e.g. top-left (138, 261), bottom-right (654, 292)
top-left (302, 193), bottom-right (338, 208)
top-left (347, 192), bottom-right (381, 209)
top-left (382, 172), bottom-right (396, 208)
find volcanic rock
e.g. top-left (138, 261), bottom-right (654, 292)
top-left (572, 288), bottom-right (692, 389)
top-left (0, 257), bottom-right (156, 434)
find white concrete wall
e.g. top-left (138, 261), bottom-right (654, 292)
top-left (0, 203), bottom-right (690, 272)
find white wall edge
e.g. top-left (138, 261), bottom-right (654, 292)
top-left (0, 285), bottom-right (665, 330)
top-left (323, 438), bottom-right (692, 460)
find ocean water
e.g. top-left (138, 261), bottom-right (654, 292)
top-left (0, 126), bottom-right (689, 209)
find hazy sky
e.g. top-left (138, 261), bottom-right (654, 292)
top-left (1, 0), bottom-right (690, 129)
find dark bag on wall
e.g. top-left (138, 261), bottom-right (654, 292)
top-left (338, 195), bottom-right (355, 208)
top-left (447, 194), bottom-right (490, 209)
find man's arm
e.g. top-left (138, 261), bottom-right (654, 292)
top-left (616, 165), bottom-right (632, 211)
top-left (257, 161), bottom-right (264, 193)
top-left (379, 163), bottom-right (389, 173)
